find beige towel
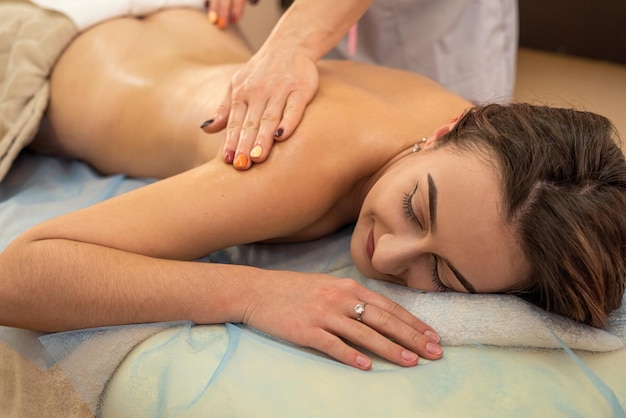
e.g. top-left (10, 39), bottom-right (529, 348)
top-left (0, 1), bottom-right (76, 181)
top-left (0, 342), bottom-right (93, 418)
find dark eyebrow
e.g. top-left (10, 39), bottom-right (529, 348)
top-left (427, 173), bottom-right (476, 294)
top-left (427, 174), bottom-right (437, 232)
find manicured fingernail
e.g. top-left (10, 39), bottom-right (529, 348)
top-left (274, 128), bottom-right (284, 138)
top-left (224, 150), bottom-right (235, 163)
top-left (204, 1), bottom-right (210, 8)
top-left (356, 355), bottom-right (370, 368)
top-left (200, 119), bottom-right (214, 129)
top-left (401, 350), bottom-right (418, 362)
top-left (217, 17), bottom-right (227, 29)
top-left (249, 0), bottom-right (258, 4)
top-left (234, 154), bottom-right (248, 169)
top-left (426, 342), bottom-right (442, 355)
top-left (250, 145), bottom-right (263, 158)
top-left (424, 330), bottom-right (440, 343)
top-left (208, 11), bottom-right (217, 24)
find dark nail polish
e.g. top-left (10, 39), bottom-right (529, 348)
top-left (225, 150), bottom-right (235, 164)
top-left (274, 128), bottom-right (284, 138)
top-left (249, 0), bottom-right (258, 4)
top-left (201, 119), bottom-right (214, 129)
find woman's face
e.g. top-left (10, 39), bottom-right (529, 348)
top-left (351, 145), bottom-right (529, 294)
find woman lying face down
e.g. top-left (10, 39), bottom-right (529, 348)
top-left (1, 9), bottom-right (625, 371)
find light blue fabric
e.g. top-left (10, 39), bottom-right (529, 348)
top-left (102, 322), bottom-right (626, 417)
top-left (0, 153), bottom-right (152, 368)
top-left (1, 153), bottom-right (625, 416)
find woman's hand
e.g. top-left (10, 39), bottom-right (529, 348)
top-left (206, 0), bottom-right (258, 29)
top-left (240, 273), bottom-right (443, 370)
top-left (202, 48), bottom-right (319, 170)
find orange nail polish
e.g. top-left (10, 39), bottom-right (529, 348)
top-left (217, 17), bottom-right (227, 29)
top-left (234, 154), bottom-right (248, 169)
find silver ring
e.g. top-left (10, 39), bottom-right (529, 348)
top-left (354, 302), bottom-right (367, 322)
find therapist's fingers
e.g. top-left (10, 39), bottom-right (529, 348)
top-left (247, 90), bottom-right (312, 164)
top-left (229, 0), bottom-right (251, 23)
top-left (275, 89), bottom-right (316, 143)
top-left (223, 99), bottom-right (249, 166)
top-left (208, 0), bottom-right (230, 29)
top-left (233, 102), bottom-right (269, 169)
top-left (247, 66), bottom-right (319, 164)
top-left (247, 93), bottom-right (290, 164)
top-left (208, 0), bottom-right (253, 29)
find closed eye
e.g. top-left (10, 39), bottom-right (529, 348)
top-left (402, 181), bottom-right (424, 229)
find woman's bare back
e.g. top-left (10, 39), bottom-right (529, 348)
top-left (37, 9), bottom-right (469, 178)
top-left (30, 8), bottom-right (471, 254)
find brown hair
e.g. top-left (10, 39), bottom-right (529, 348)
top-left (437, 103), bottom-right (626, 328)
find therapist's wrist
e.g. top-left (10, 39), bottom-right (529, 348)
top-left (257, 37), bottom-right (321, 64)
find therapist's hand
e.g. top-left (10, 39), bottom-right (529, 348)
top-left (202, 48), bottom-right (319, 170)
top-left (206, 0), bottom-right (258, 29)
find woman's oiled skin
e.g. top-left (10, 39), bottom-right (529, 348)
top-left (1, 9), bottom-right (525, 370)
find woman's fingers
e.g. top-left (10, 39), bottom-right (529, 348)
top-left (306, 330), bottom-right (374, 371)
top-left (345, 301), bottom-right (443, 362)
top-left (243, 275), bottom-right (442, 371)
top-left (304, 290), bottom-right (442, 368)
top-left (317, 287), bottom-right (442, 367)
top-left (303, 305), bottom-right (441, 371)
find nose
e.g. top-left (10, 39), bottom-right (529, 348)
top-left (371, 232), bottom-right (428, 277)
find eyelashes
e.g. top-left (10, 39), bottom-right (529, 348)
top-left (402, 192), bottom-right (420, 224)
top-left (431, 256), bottom-right (448, 292)
top-left (403, 188), bottom-right (448, 292)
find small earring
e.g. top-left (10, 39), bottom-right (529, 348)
top-left (412, 137), bottom-right (427, 153)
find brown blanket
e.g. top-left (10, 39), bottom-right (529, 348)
top-left (0, 1), bottom-right (76, 181)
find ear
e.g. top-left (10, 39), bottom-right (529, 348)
top-left (424, 114), bottom-right (461, 147)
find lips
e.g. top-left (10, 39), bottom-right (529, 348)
top-left (366, 228), bottom-right (375, 260)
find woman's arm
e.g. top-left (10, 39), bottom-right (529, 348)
top-left (0, 234), bottom-right (442, 369)
top-left (0, 153), bottom-right (442, 369)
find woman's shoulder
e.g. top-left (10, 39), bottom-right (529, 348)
top-left (314, 60), bottom-right (471, 140)
top-left (291, 60), bottom-right (470, 171)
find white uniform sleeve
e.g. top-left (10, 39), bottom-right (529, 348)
top-left (30, 0), bottom-right (205, 32)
